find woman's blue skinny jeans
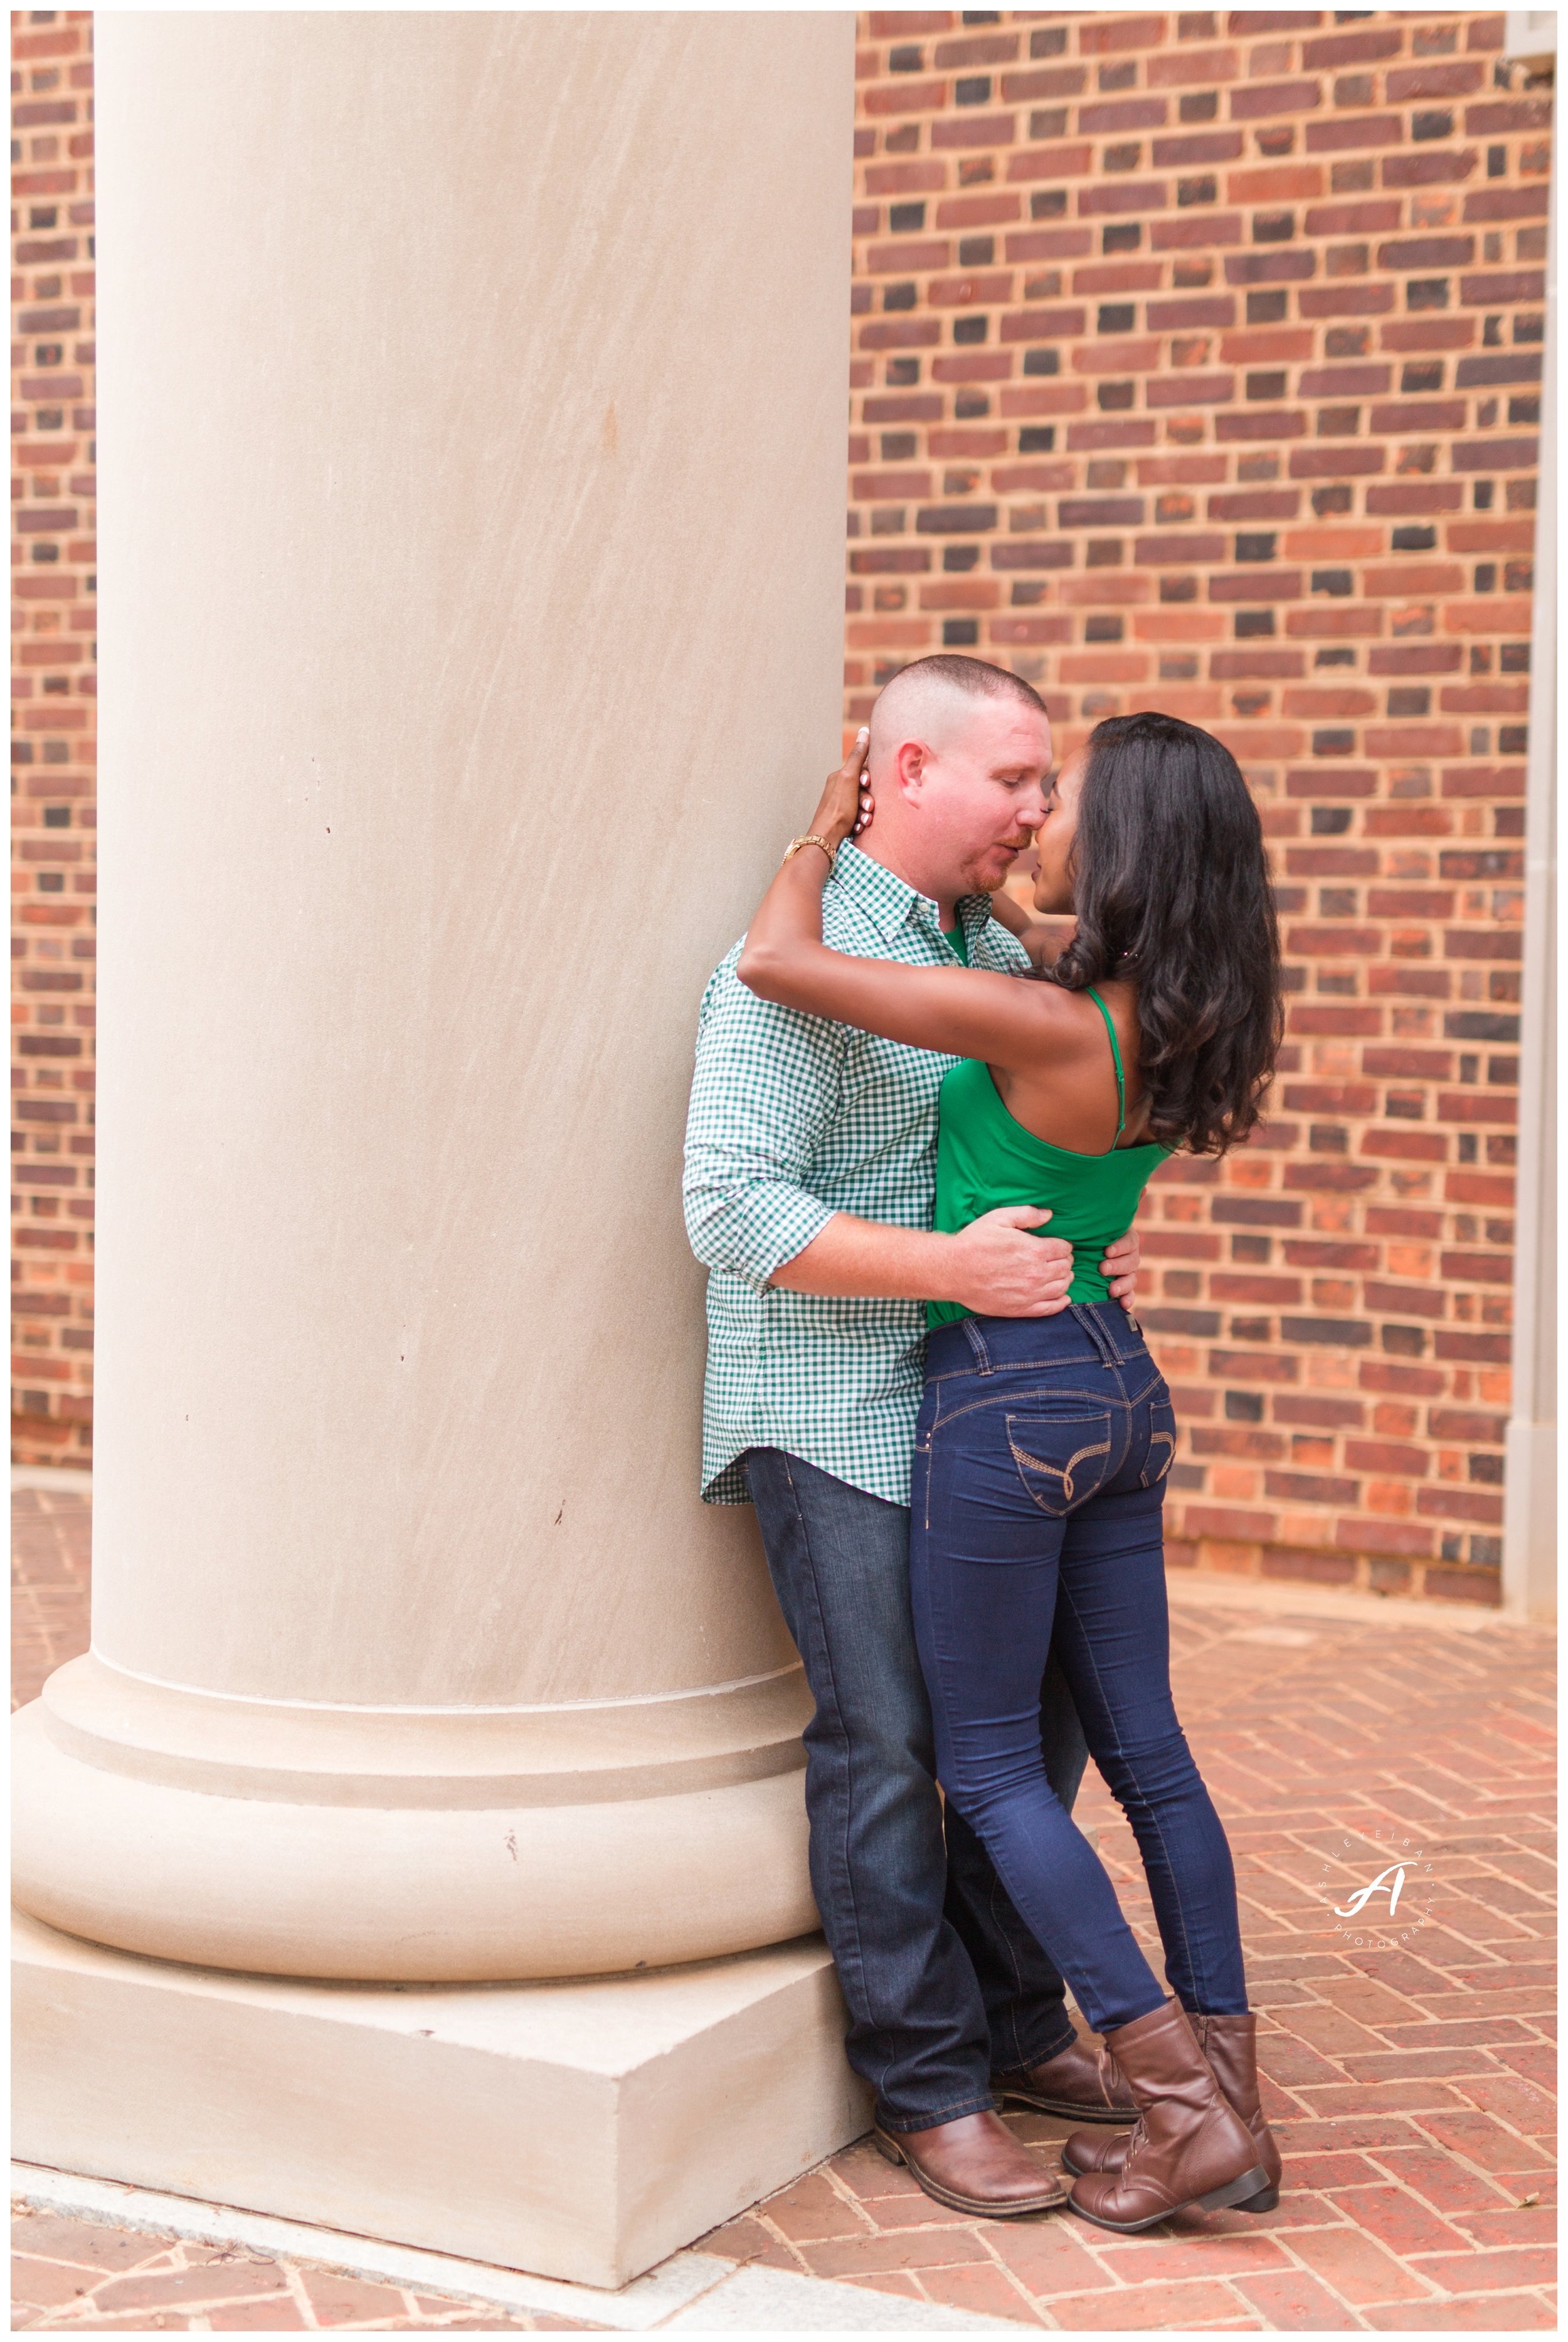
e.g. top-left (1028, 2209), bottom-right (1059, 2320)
top-left (911, 1302), bottom-right (1249, 2036)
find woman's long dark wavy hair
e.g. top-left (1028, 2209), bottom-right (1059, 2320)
top-left (1047, 711), bottom-right (1283, 1156)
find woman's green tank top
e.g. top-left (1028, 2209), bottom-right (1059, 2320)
top-left (927, 987), bottom-right (1171, 1328)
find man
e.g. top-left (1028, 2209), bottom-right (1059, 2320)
top-left (682, 655), bottom-right (1138, 2218)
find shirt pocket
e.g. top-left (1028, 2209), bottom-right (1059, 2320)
top-left (1005, 1408), bottom-right (1113, 1518)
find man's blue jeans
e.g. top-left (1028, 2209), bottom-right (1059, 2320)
top-left (746, 1446), bottom-right (1087, 2133)
top-left (911, 1306), bottom-right (1249, 2038)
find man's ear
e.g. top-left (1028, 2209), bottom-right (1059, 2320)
top-left (894, 740), bottom-right (926, 800)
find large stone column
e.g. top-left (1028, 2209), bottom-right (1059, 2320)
top-left (13, 11), bottom-right (863, 2284)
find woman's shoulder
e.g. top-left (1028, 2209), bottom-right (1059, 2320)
top-left (1009, 971), bottom-right (1133, 1060)
top-left (1081, 975), bottom-right (1141, 1054)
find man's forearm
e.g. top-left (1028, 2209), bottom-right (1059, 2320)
top-left (987, 890), bottom-right (1074, 972)
top-left (769, 1207), bottom-right (1139, 1318)
top-left (769, 1214), bottom-right (957, 1302)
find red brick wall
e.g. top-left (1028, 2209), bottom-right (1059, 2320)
top-left (11, 8), bottom-right (96, 1468)
top-left (7, 12), bottom-right (1551, 1611)
top-left (844, 10), bottom-right (1551, 1603)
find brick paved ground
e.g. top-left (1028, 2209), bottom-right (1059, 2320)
top-left (11, 1484), bottom-right (90, 1710)
top-left (9, 2213), bottom-right (595, 2333)
top-left (709, 1594), bottom-right (1556, 2328)
top-left (13, 1486), bottom-right (1554, 2329)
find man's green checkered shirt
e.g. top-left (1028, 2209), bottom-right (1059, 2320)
top-left (682, 843), bottom-right (1030, 1508)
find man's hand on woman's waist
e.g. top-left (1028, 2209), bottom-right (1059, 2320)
top-left (768, 1211), bottom-right (1140, 1319)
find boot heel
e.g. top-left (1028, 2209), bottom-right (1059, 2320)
top-left (871, 2129), bottom-right (907, 2169)
top-left (1234, 2181), bottom-right (1279, 2213)
top-left (1196, 2164), bottom-right (1271, 2215)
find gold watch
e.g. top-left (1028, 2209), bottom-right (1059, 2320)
top-left (784, 833), bottom-right (835, 869)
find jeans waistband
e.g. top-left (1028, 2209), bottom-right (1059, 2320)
top-left (926, 1303), bottom-right (1147, 1380)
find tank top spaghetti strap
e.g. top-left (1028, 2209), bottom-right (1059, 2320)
top-left (1084, 986), bottom-right (1126, 1150)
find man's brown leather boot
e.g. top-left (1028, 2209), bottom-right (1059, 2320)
top-left (993, 2033), bottom-right (1136, 2123)
top-left (1064, 1999), bottom-right (1268, 2234)
top-left (1061, 2011), bottom-right (1281, 2212)
top-left (873, 2110), bottom-right (1066, 2217)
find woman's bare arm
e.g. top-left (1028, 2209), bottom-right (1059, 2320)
top-left (738, 745), bottom-right (1077, 1071)
top-left (732, 738), bottom-right (1147, 1312)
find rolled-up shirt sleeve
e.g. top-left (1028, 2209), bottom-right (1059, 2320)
top-left (682, 961), bottom-right (844, 1294)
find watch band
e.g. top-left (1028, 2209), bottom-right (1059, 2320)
top-left (783, 833), bottom-right (835, 869)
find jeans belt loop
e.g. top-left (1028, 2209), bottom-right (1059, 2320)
top-left (1071, 1301), bottom-right (1117, 1371)
top-left (960, 1316), bottom-right (993, 1374)
top-left (1101, 1301), bottom-right (1133, 1366)
top-left (1104, 1302), bottom-right (1132, 1368)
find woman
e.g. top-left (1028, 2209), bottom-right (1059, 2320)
top-left (738, 709), bottom-right (1284, 2235)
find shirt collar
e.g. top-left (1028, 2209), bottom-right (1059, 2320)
top-left (956, 892), bottom-right (995, 946)
top-left (831, 841), bottom-right (991, 945)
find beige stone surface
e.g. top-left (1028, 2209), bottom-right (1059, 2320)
top-left (88, 5), bottom-right (852, 1713)
top-left (13, 1909), bottom-right (871, 2290)
top-left (12, 1685), bottom-right (817, 1980)
top-left (14, 11), bottom-right (855, 1979)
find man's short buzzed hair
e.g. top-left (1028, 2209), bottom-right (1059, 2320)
top-left (877, 654), bottom-right (1047, 718)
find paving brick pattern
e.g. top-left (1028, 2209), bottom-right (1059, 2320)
top-left (14, 1489), bottom-right (1554, 2328)
top-left (11, 1484), bottom-right (90, 1709)
top-left (706, 1594), bottom-right (1555, 2328)
top-left (842, 9), bottom-right (1552, 1606)
top-left (11, 9), bottom-right (98, 1472)
top-left (9, 2210), bottom-right (598, 2332)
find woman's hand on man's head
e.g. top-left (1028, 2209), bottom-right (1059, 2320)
top-left (809, 728), bottom-right (874, 853)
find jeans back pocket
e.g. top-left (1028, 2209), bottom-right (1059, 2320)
top-left (1005, 1408), bottom-right (1113, 1518)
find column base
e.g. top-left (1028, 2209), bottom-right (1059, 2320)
top-left (12, 1907), bottom-right (871, 2289)
top-left (13, 1658), bottom-right (818, 1978)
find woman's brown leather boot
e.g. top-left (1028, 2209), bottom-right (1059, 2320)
top-left (1062, 2011), bottom-right (1281, 2213)
top-left (1192, 2013), bottom-right (1281, 2210)
top-left (1064, 1999), bottom-right (1268, 2234)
